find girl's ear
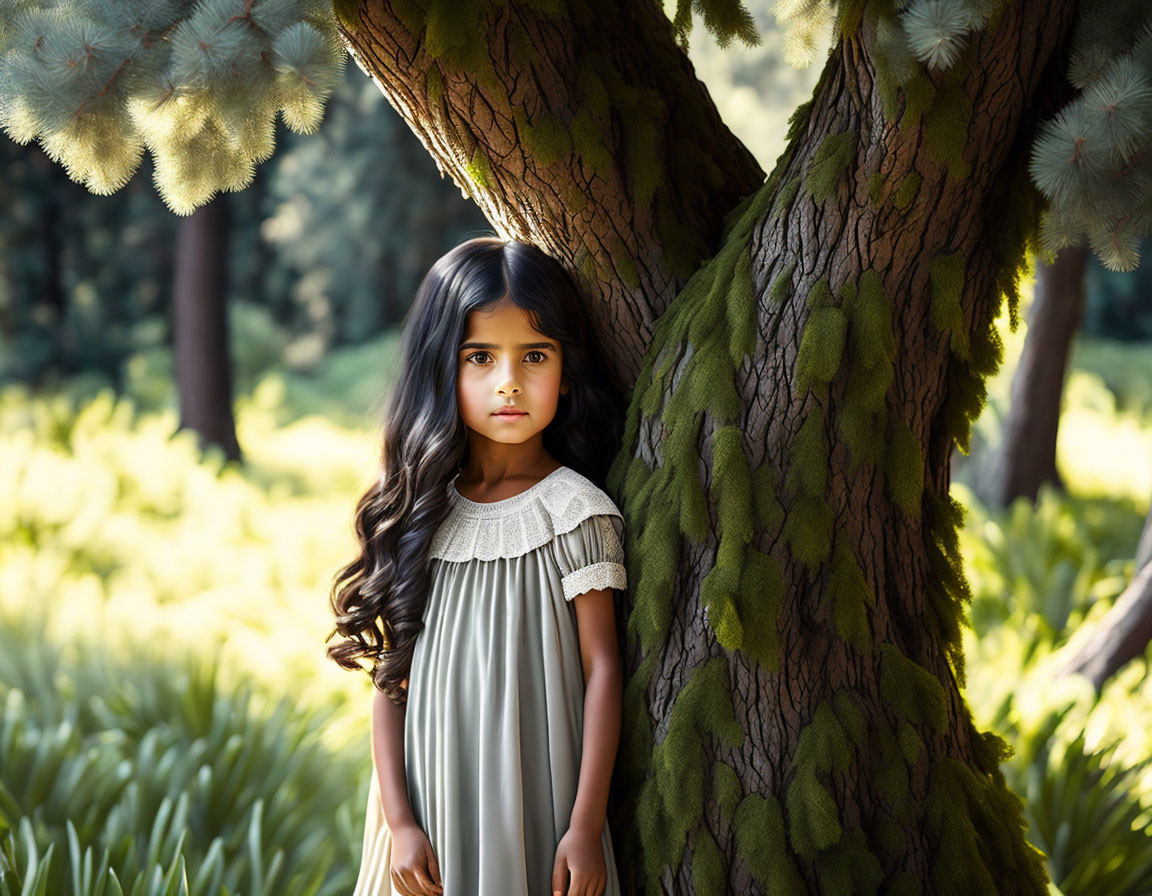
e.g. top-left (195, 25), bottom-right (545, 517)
top-left (560, 380), bottom-right (570, 396)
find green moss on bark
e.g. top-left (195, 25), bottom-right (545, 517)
top-left (465, 145), bottom-right (491, 192)
top-left (786, 765), bottom-right (842, 858)
top-left (928, 250), bottom-right (970, 359)
top-left (828, 535), bottom-right (876, 652)
top-left (883, 412), bottom-right (924, 517)
top-left (878, 644), bottom-right (948, 733)
top-left (804, 130), bottom-right (858, 202)
top-left (795, 305), bottom-right (848, 397)
top-left (691, 828), bottom-right (726, 896)
top-left (639, 657), bottom-right (744, 875)
top-left (513, 107), bottom-right (573, 168)
top-left (734, 793), bottom-right (806, 892)
top-left (893, 170), bottom-right (921, 208)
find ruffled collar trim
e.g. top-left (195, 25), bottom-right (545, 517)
top-left (428, 465), bottom-right (623, 562)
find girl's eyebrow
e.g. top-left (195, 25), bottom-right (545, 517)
top-left (459, 341), bottom-right (556, 351)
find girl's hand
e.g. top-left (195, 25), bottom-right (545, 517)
top-left (389, 822), bottom-right (444, 896)
top-left (551, 825), bottom-right (606, 896)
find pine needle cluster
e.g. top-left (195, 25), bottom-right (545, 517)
top-left (0, 0), bottom-right (346, 214)
top-left (1030, 1), bottom-right (1152, 272)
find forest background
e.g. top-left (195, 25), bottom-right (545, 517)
top-left (3, 0), bottom-right (1152, 893)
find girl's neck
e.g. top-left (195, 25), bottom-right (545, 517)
top-left (457, 443), bottom-right (562, 494)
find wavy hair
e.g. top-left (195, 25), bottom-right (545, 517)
top-left (325, 236), bottom-right (625, 704)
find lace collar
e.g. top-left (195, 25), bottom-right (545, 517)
top-left (428, 465), bottom-right (624, 562)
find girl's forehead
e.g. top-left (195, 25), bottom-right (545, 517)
top-left (461, 300), bottom-right (548, 339)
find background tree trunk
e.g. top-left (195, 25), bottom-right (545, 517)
top-left (27, 150), bottom-right (70, 382)
top-left (338, 1), bottom-right (1080, 891)
top-left (978, 246), bottom-right (1088, 507)
top-left (173, 197), bottom-right (241, 462)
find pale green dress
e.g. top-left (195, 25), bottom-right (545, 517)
top-left (353, 464), bottom-right (627, 896)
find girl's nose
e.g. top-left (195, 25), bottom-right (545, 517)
top-left (497, 364), bottom-right (521, 395)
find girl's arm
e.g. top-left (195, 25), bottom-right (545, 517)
top-left (371, 682), bottom-right (420, 831)
top-left (568, 587), bottom-right (623, 836)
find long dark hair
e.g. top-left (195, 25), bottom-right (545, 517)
top-left (325, 236), bottom-right (625, 704)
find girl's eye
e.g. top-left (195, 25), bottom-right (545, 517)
top-left (465, 350), bottom-right (548, 364)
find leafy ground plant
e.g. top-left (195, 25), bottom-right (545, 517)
top-left (994, 705), bottom-right (1152, 896)
top-left (0, 612), bottom-right (367, 896)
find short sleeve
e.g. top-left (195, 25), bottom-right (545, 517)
top-left (552, 513), bottom-right (628, 601)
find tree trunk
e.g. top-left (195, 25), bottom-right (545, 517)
top-left (979, 246), bottom-right (1088, 507)
top-left (173, 197), bottom-right (241, 462)
top-left (338, 1), bottom-right (1080, 892)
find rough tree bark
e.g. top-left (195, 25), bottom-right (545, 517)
top-left (979, 246), bottom-right (1087, 508)
top-left (336, 1), bottom-right (1080, 892)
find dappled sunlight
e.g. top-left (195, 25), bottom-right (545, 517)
top-left (0, 384), bottom-right (377, 744)
top-left (1059, 387), bottom-right (1152, 503)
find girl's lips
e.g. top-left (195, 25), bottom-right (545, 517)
top-left (493, 410), bottom-right (527, 416)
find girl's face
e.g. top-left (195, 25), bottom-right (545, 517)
top-left (456, 298), bottom-right (568, 447)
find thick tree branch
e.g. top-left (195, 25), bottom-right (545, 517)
top-left (1052, 559), bottom-right (1152, 692)
top-left (335, 0), bottom-right (765, 386)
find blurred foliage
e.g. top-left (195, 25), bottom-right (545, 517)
top-left (957, 276), bottom-right (1152, 505)
top-left (958, 482), bottom-right (1146, 665)
top-left (0, 377), bottom-right (387, 708)
top-left (955, 329), bottom-right (1152, 896)
top-left (662, 0), bottom-right (825, 171)
top-left (0, 143), bottom-right (176, 389)
top-left (958, 477), bottom-right (1152, 895)
top-left (0, 368), bottom-right (391, 892)
top-left (1010, 709), bottom-right (1152, 896)
top-left (20, 314), bottom-right (403, 429)
top-left (0, 60), bottom-right (486, 390)
top-left (0, 612), bottom-right (368, 896)
top-left (1082, 240), bottom-right (1152, 341)
top-left (1071, 337), bottom-right (1152, 421)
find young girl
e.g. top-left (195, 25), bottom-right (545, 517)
top-left (326, 237), bottom-right (629, 896)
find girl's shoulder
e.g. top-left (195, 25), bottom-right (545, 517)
top-left (428, 465), bottom-right (623, 563)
